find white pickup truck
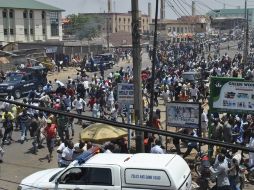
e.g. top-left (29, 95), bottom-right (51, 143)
top-left (18, 152), bottom-right (192, 190)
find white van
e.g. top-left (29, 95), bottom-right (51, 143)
top-left (18, 153), bottom-right (192, 190)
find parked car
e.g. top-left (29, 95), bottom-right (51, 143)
top-left (0, 66), bottom-right (47, 99)
top-left (85, 54), bottom-right (116, 72)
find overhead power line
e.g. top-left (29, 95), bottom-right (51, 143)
top-left (172, 0), bottom-right (191, 16)
top-left (177, 0), bottom-right (192, 15)
top-left (1, 98), bottom-right (254, 153)
top-left (166, 0), bottom-right (182, 18)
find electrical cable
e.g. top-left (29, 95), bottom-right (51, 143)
top-left (177, 0), bottom-right (192, 15)
top-left (172, 0), bottom-right (190, 16)
top-left (166, 0), bottom-right (182, 18)
top-left (1, 98), bottom-right (254, 153)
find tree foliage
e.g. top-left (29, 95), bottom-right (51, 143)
top-left (65, 14), bottom-right (103, 40)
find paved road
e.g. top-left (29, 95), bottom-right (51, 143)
top-left (0, 53), bottom-right (153, 189)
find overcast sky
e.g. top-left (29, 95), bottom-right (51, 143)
top-left (37, 0), bottom-right (254, 18)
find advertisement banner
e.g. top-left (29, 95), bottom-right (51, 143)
top-left (166, 102), bottom-right (200, 128)
top-left (117, 83), bottom-right (134, 105)
top-left (210, 77), bottom-right (254, 114)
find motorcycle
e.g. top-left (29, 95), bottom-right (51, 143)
top-left (239, 158), bottom-right (254, 185)
top-left (194, 151), bottom-right (211, 190)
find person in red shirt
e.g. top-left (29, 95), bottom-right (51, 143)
top-left (43, 119), bottom-right (57, 162)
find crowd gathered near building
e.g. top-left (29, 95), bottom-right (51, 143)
top-left (0, 37), bottom-right (254, 189)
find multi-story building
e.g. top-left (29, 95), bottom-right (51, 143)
top-left (149, 16), bottom-right (209, 42)
top-left (0, 0), bottom-right (64, 45)
top-left (71, 12), bottom-right (150, 34)
top-left (207, 8), bottom-right (254, 27)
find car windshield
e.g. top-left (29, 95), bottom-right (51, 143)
top-left (5, 74), bottom-right (23, 82)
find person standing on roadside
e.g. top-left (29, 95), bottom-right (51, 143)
top-left (60, 140), bottom-right (74, 167)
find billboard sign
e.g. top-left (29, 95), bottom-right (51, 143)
top-left (117, 83), bottom-right (134, 105)
top-left (166, 102), bottom-right (200, 128)
top-left (210, 77), bottom-right (254, 114)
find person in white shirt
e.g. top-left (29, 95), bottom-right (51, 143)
top-left (189, 84), bottom-right (199, 102)
top-left (201, 108), bottom-right (208, 138)
top-left (56, 140), bottom-right (68, 167)
top-left (54, 79), bottom-right (65, 87)
top-left (107, 89), bottom-right (115, 110)
top-left (60, 141), bottom-right (74, 167)
top-left (72, 96), bottom-right (86, 124)
top-left (150, 139), bottom-right (164, 154)
top-left (83, 79), bottom-right (90, 98)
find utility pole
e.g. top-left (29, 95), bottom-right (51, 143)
top-left (106, 14), bottom-right (110, 51)
top-left (131, 0), bottom-right (144, 153)
top-left (149, 0), bottom-right (159, 128)
top-left (107, 0), bottom-right (111, 51)
top-left (243, 0), bottom-right (249, 66)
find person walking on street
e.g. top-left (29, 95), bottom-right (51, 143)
top-left (43, 119), bottom-right (57, 162)
top-left (1, 110), bottom-right (14, 145)
top-left (19, 109), bottom-right (31, 143)
top-left (210, 153), bottom-right (231, 190)
top-left (72, 96), bottom-right (86, 124)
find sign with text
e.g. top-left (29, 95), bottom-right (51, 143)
top-left (210, 77), bottom-right (254, 114)
top-left (166, 102), bottom-right (200, 128)
top-left (125, 169), bottom-right (170, 186)
top-left (117, 83), bottom-right (134, 105)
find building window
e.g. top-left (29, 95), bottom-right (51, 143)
top-left (49, 11), bottom-right (59, 36)
top-left (4, 29), bottom-right (8, 35)
top-left (124, 18), bottom-right (126, 23)
top-left (29, 10), bottom-right (33, 18)
top-left (23, 10), bottom-right (27, 18)
top-left (9, 9), bottom-right (14, 18)
top-left (3, 9), bottom-right (7, 18)
top-left (30, 28), bottom-right (34, 35)
top-left (24, 28), bottom-right (28, 35)
top-left (128, 18), bottom-right (130, 23)
top-left (173, 27), bottom-right (175, 32)
top-left (119, 18), bottom-right (121, 22)
top-left (201, 23), bottom-right (204, 29)
top-left (42, 11), bottom-right (45, 19)
top-left (10, 29), bottom-right (14, 35)
top-left (42, 28), bottom-right (46, 34)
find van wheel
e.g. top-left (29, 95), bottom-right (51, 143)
top-left (14, 90), bottom-right (21, 99)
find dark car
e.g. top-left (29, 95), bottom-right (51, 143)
top-left (99, 53), bottom-right (115, 69)
top-left (0, 66), bottom-right (47, 99)
top-left (85, 56), bottom-right (108, 72)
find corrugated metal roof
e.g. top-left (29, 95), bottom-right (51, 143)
top-left (0, 0), bottom-right (64, 11)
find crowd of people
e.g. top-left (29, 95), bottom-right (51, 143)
top-left (1, 36), bottom-right (254, 189)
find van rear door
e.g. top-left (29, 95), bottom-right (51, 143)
top-left (165, 155), bottom-right (191, 190)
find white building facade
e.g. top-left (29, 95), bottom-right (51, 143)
top-left (0, 0), bottom-right (64, 45)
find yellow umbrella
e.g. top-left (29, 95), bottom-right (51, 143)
top-left (80, 123), bottom-right (128, 143)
